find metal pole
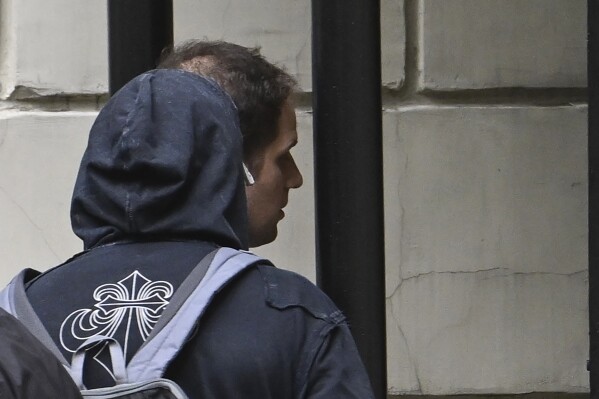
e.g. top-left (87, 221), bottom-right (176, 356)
top-left (108, 0), bottom-right (173, 95)
top-left (589, 0), bottom-right (599, 395)
top-left (311, 1), bottom-right (387, 398)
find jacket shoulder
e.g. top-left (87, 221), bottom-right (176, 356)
top-left (256, 265), bottom-right (345, 324)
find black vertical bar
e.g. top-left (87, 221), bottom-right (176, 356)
top-left (312, 1), bottom-right (387, 398)
top-left (108, 0), bottom-right (173, 95)
top-left (590, 0), bottom-right (599, 396)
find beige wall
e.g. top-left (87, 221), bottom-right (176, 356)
top-left (0, 0), bottom-right (588, 395)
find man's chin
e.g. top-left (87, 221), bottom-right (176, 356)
top-left (248, 225), bottom-right (278, 248)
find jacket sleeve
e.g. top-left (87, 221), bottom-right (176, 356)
top-left (0, 309), bottom-right (82, 399)
top-left (303, 323), bottom-right (376, 399)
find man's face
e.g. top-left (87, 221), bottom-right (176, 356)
top-left (245, 99), bottom-right (303, 247)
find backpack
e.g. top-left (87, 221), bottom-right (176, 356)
top-left (0, 247), bottom-right (266, 398)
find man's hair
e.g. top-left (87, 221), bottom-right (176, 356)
top-left (159, 40), bottom-right (297, 162)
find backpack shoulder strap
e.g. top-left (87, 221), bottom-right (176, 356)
top-left (126, 247), bottom-right (268, 381)
top-left (0, 269), bottom-right (70, 366)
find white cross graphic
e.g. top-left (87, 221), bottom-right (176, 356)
top-left (60, 270), bottom-right (173, 360)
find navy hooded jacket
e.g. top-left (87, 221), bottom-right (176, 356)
top-left (25, 69), bottom-right (375, 398)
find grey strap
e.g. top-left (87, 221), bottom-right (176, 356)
top-left (71, 336), bottom-right (127, 389)
top-left (127, 247), bottom-right (266, 381)
top-left (141, 249), bottom-right (218, 346)
top-left (0, 269), bottom-right (70, 365)
top-left (80, 378), bottom-right (188, 398)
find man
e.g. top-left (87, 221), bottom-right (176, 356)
top-left (158, 41), bottom-right (304, 247)
top-left (23, 41), bottom-right (375, 398)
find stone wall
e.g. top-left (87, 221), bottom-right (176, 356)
top-left (0, 0), bottom-right (588, 396)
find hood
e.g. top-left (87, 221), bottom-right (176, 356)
top-left (71, 69), bottom-right (248, 250)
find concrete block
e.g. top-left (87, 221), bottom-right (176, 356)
top-left (384, 105), bottom-right (587, 278)
top-left (382, 0), bottom-right (406, 89)
top-left (384, 105), bottom-right (588, 394)
top-left (421, 0), bottom-right (587, 89)
top-left (0, 0), bottom-right (108, 98)
top-left (0, 111), bottom-right (94, 284)
top-left (388, 271), bottom-right (588, 395)
top-left (173, 0), bottom-right (405, 91)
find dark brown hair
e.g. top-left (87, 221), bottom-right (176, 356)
top-left (159, 40), bottom-right (297, 161)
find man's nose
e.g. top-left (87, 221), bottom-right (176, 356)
top-left (288, 159), bottom-right (303, 189)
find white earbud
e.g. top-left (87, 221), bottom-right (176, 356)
top-left (242, 163), bottom-right (255, 186)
